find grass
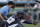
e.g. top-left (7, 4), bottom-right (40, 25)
top-left (5, 24), bottom-right (40, 27)
top-left (23, 23), bottom-right (40, 27)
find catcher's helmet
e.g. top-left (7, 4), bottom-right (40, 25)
top-left (17, 11), bottom-right (24, 15)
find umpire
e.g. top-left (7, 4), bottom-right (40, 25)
top-left (0, 1), bottom-right (15, 27)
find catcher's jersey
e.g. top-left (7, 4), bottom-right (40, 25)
top-left (7, 15), bottom-right (25, 27)
top-left (7, 15), bottom-right (32, 27)
top-left (7, 15), bottom-right (21, 26)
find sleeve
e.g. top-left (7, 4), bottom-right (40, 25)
top-left (0, 7), bottom-right (7, 14)
top-left (20, 20), bottom-right (32, 24)
top-left (20, 20), bottom-right (25, 23)
top-left (33, 4), bottom-right (37, 9)
top-left (0, 9), bottom-right (4, 14)
top-left (7, 17), bottom-right (15, 24)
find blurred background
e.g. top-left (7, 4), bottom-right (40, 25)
top-left (0, 0), bottom-right (40, 27)
top-left (0, 0), bottom-right (40, 16)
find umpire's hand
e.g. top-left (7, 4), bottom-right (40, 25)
top-left (3, 20), bottom-right (6, 22)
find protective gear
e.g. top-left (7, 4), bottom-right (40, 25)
top-left (12, 5), bottom-right (15, 9)
top-left (17, 11), bottom-right (24, 15)
top-left (8, 1), bottom-right (15, 5)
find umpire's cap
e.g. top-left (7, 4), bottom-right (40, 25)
top-left (8, 1), bottom-right (15, 5)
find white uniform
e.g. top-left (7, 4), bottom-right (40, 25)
top-left (31, 3), bottom-right (40, 22)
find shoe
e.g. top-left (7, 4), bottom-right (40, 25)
top-left (36, 22), bottom-right (38, 23)
top-left (33, 21), bottom-right (37, 25)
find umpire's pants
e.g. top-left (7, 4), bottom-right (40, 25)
top-left (0, 19), bottom-right (5, 27)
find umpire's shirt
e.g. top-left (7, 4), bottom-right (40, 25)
top-left (0, 5), bottom-right (10, 22)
